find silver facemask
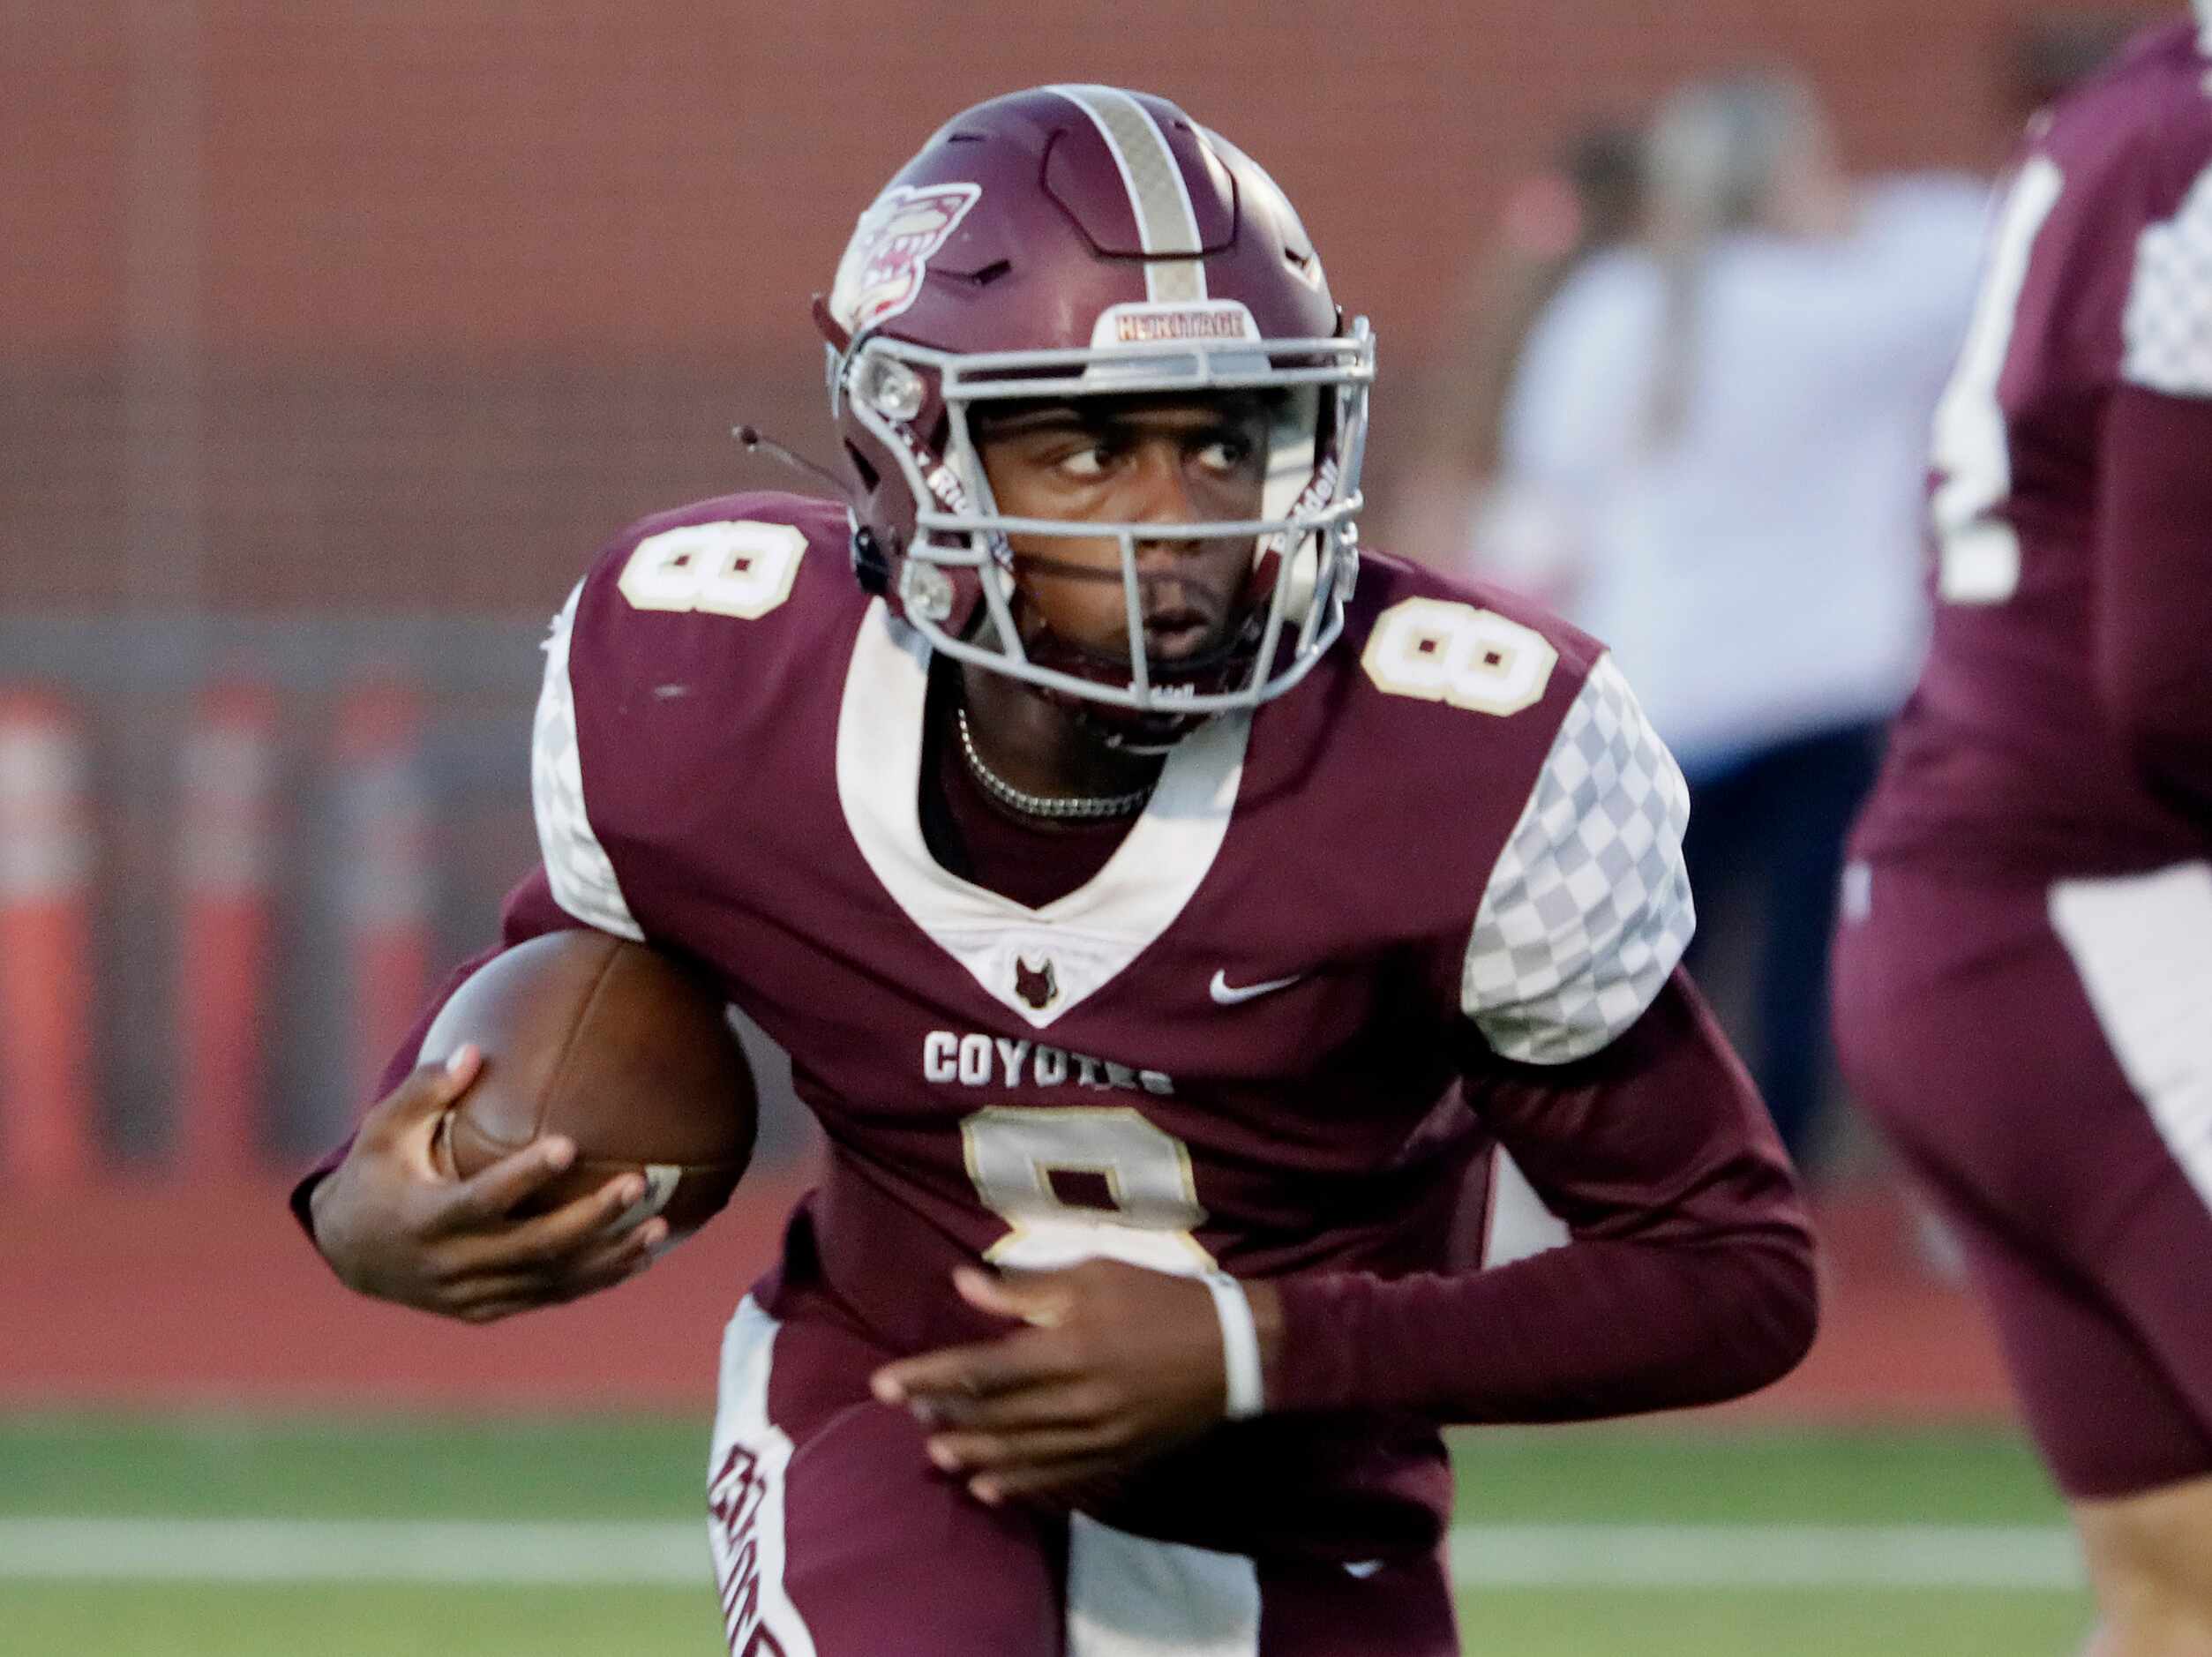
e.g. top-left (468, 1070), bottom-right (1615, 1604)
top-left (835, 317), bottom-right (1375, 720)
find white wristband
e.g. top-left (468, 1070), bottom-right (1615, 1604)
top-left (1202, 1271), bottom-right (1264, 1421)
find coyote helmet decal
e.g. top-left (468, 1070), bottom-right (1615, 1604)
top-left (829, 184), bottom-right (983, 334)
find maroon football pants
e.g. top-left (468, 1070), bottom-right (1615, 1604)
top-left (1833, 857), bottom-right (2212, 1498)
top-left (706, 1295), bottom-right (1459, 1656)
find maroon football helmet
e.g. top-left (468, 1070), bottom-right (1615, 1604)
top-left (814, 85), bottom-right (1373, 746)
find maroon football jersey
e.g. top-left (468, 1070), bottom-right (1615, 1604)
top-left (1853, 17), bottom-right (2212, 875)
top-left (512, 484), bottom-right (1721, 1548)
top-left (535, 491), bottom-right (1695, 1290)
top-left (296, 479), bottom-right (1816, 1564)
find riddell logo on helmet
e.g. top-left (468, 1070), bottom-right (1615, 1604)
top-left (923, 460), bottom-right (970, 511)
top-left (830, 183), bottom-right (983, 333)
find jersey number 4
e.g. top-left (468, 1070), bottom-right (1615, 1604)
top-left (1929, 156), bottom-right (2064, 606)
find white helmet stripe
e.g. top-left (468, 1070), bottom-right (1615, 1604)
top-left (1050, 84), bottom-right (1208, 304)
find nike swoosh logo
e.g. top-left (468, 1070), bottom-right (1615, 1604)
top-left (1210, 969), bottom-right (1305, 1005)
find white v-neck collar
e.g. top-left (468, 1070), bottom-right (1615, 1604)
top-left (835, 601), bottom-right (1249, 1029)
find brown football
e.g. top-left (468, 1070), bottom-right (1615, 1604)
top-left (416, 929), bottom-right (757, 1242)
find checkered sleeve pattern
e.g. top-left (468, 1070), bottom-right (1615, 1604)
top-left (2123, 164), bottom-right (2212, 398)
top-left (1460, 654), bottom-right (1695, 1065)
top-left (530, 581), bottom-right (645, 941)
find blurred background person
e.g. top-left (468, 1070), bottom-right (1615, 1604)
top-left (1835, 9), bottom-right (2212, 1648)
top-left (2004, 11), bottom-right (2147, 126)
top-left (1394, 13), bottom-right (2143, 619)
top-left (1390, 121), bottom-right (1647, 594)
top-left (1481, 71), bottom-right (1989, 1168)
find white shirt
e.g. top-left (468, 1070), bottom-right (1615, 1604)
top-left (1499, 176), bottom-right (1990, 776)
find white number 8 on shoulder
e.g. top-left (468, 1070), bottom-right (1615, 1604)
top-left (618, 520), bottom-right (808, 619)
top-left (1361, 597), bottom-right (1556, 715)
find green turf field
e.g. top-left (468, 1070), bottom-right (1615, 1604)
top-left (0, 1416), bottom-right (2093, 1655)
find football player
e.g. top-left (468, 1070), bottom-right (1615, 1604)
top-left (301, 86), bottom-right (1815, 1654)
top-left (1834, 12), bottom-right (2212, 1652)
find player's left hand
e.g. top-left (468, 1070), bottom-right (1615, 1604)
top-left (870, 1260), bottom-right (1282, 1509)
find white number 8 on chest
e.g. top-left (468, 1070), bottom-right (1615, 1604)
top-left (962, 1106), bottom-right (1214, 1277)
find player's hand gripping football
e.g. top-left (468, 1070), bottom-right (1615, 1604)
top-left (309, 1046), bottom-right (665, 1323)
top-left (870, 1260), bottom-right (1284, 1508)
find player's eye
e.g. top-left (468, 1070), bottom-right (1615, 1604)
top-left (1193, 434), bottom-right (1256, 475)
top-left (1057, 441), bottom-right (1120, 479)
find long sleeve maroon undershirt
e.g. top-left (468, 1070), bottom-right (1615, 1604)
top-left (2094, 386), bottom-right (2212, 830)
top-left (1267, 974), bottom-right (1818, 1422)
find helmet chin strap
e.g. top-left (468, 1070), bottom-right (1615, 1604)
top-left (1080, 709), bottom-right (1198, 756)
top-left (970, 591), bottom-right (1233, 754)
top-left (736, 423), bottom-right (902, 594)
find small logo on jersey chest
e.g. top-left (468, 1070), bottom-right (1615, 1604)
top-left (1209, 968), bottom-right (1305, 1005)
top-left (1014, 956), bottom-right (1059, 1011)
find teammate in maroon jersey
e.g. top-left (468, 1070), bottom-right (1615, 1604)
top-left (1836, 12), bottom-right (2212, 1650)
top-left (301, 86), bottom-right (1815, 1653)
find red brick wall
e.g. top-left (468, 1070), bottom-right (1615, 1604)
top-left (3, 0), bottom-right (2168, 609)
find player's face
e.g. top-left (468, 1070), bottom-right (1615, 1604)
top-left (976, 396), bottom-right (1269, 664)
